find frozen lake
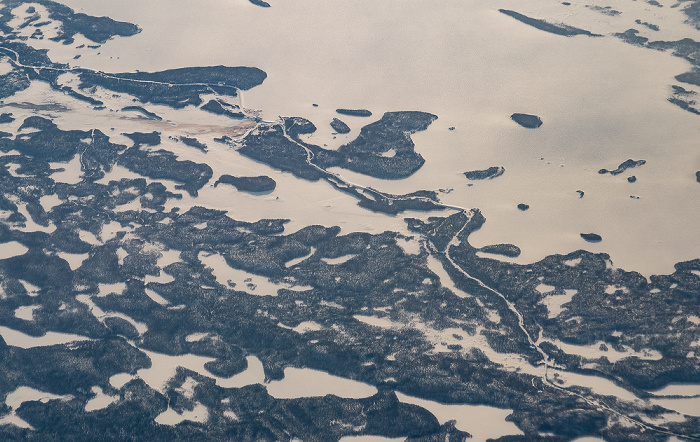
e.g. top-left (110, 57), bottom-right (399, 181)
top-left (31, 0), bottom-right (700, 276)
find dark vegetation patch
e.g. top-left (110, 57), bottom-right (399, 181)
top-left (123, 131), bottom-right (161, 147)
top-left (668, 84), bottom-right (700, 114)
top-left (614, 29), bottom-right (700, 115)
top-left (409, 211), bottom-right (700, 397)
top-left (214, 175), bottom-right (276, 193)
top-left (586, 5), bottom-right (621, 16)
top-left (178, 136), bottom-right (207, 152)
top-left (336, 108), bottom-right (372, 117)
top-left (0, 114), bottom-right (698, 439)
top-left (314, 111), bottom-right (437, 179)
top-left (121, 106), bottom-right (162, 121)
top-left (0, 0), bottom-right (140, 44)
top-left (330, 117), bottom-right (351, 134)
top-left (635, 19), bottom-right (660, 31)
top-left (200, 99), bottom-right (245, 119)
top-left (118, 144), bottom-right (212, 196)
top-left (682, 0), bottom-right (700, 31)
top-left (480, 243), bottom-right (521, 258)
top-left (511, 113), bottom-right (543, 128)
top-left (239, 112), bottom-right (437, 181)
top-left (463, 166), bottom-right (504, 180)
top-left (580, 233), bottom-right (602, 243)
top-left (598, 159), bottom-right (645, 175)
top-left (499, 9), bottom-right (602, 37)
top-left (77, 66), bottom-right (267, 109)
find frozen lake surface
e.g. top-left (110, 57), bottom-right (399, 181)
top-left (53, 0), bottom-right (700, 276)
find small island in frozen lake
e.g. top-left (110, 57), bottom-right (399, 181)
top-left (214, 175), bottom-right (276, 193)
top-left (464, 166), bottom-right (505, 180)
top-left (510, 113), bottom-right (543, 128)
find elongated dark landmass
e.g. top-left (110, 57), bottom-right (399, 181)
top-left (480, 243), bottom-right (521, 257)
top-left (683, 0), bottom-right (700, 31)
top-left (464, 166), bottom-right (504, 180)
top-left (511, 113), bottom-right (543, 128)
top-left (200, 99), bottom-right (245, 119)
top-left (598, 159), bottom-right (645, 175)
top-left (0, 0), bottom-right (141, 44)
top-left (178, 136), bottom-right (207, 152)
top-left (635, 19), bottom-right (660, 31)
top-left (669, 96), bottom-right (700, 114)
top-left (580, 233), bottom-right (602, 242)
top-left (249, 0), bottom-right (271, 7)
top-left (696, 171), bottom-right (700, 182)
top-left (668, 84), bottom-right (700, 115)
top-left (77, 66), bottom-right (267, 109)
top-left (118, 145), bottom-right (212, 196)
top-left (123, 131), bottom-right (161, 147)
top-left (499, 9), bottom-right (601, 37)
top-left (121, 106), bottom-right (162, 121)
top-left (336, 108), bottom-right (372, 117)
top-left (517, 203), bottom-right (530, 211)
top-left (330, 117), bottom-right (351, 134)
top-left (214, 175), bottom-right (276, 193)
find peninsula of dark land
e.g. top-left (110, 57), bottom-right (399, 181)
top-left (598, 159), bottom-right (645, 175)
top-left (480, 243), bottom-right (522, 258)
top-left (499, 9), bottom-right (601, 37)
top-left (201, 99), bottom-right (245, 119)
top-left (121, 106), bottom-right (162, 121)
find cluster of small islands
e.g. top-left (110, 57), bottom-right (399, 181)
top-left (0, 0), bottom-right (698, 441)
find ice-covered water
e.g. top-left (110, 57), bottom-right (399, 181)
top-left (49, 0), bottom-right (700, 276)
